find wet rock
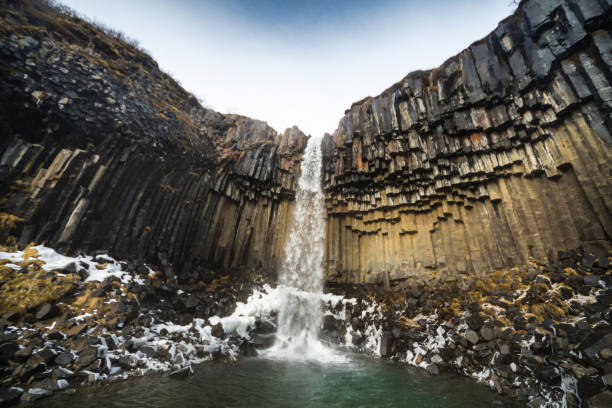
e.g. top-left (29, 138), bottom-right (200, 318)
top-left (35, 303), bottom-right (59, 321)
top-left (0, 342), bottom-right (19, 363)
top-left (425, 364), bottom-right (439, 376)
top-left (322, 315), bottom-right (340, 332)
top-left (0, 387), bottom-right (23, 405)
top-left (535, 366), bottom-right (560, 385)
top-left (21, 387), bottom-right (52, 402)
top-left (168, 365), bottom-right (193, 379)
top-left (351, 317), bottom-right (364, 331)
top-left (252, 333), bottom-right (275, 349)
top-left (254, 319), bottom-right (276, 334)
top-left (351, 333), bottom-right (364, 346)
top-left (379, 332), bottom-right (393, 357)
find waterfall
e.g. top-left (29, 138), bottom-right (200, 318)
top-left (264, 136), bottom-right (344, 362)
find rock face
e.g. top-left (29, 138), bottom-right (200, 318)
top-left (0, 0), bottom-right (308, 281)
top-left (323, 0), bottom-right (612, 284)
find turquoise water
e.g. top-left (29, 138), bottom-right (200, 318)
top-left (39, 356), bottom-right (519, 408)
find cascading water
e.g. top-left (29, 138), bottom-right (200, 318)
top-left (263, 136), bottom-right (345, 362)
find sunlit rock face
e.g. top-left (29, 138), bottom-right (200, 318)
top-left (323, 0), bottom-right (612, 284)
top-left (0, 1), bottom-right (308, 281)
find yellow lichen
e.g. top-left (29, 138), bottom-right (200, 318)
top-left (0, 213), bottom-right (23, 231)
top-left (0, 264), bottom-right (80, 315)
top-left (530, 302), bottom-right (567, 323)
top-left (23, 243), bottom-right (39, 260)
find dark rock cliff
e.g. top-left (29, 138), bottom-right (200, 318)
top-left (0, 0), bottom-right (308, 282)
top-left (323, 0), bottom-right (612, 284)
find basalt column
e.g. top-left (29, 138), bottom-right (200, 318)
top-left (0, 1), bottom-right (309, 281)
top-left (323, 0), bottom-right (612, 285)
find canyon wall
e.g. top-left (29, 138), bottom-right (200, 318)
top-left (0, 1), bottom-right (308, 281)
top-left (323, 0), bottom-right (612, 284)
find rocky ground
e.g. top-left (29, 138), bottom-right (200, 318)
top-left (321, 249), bottom-right (612, 408)
top-left (0, 243), bottom-right (273, 405)
top-left (1, 244), bottom-right (611, 407)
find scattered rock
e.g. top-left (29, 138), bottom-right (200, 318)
top-left (168, 365), bottom-right (193, 379)
top-left (0, 342), bottom-right (19, 364)
top-left (20, 387), bottom-right (52, 402)
top-left (0, 387), bottom-right (23, 405)
top-left (2, 311), bottom-right (19, 322)
top-left (210, 322), bottom-right (224, 338)
top-left (74, 347), bottom-right (97, 368)
top-left (68, 323), bottom-right (88, 337)
top-left (479, 326), bottom-right (494, 341)
top-left (465, 330), bottom-right (479, 345)
top-left (425, 364), bottom-right (439, 376)
top-left (118, 355), bottom-right (137, 370)
top-left (251, 333), bottom-right (275, 349)
top-left (35, 303), bottom-right (60, 321)
top-left (587, 391), bottom-right (612, 408)
top-left (54, 351), bottom-right (75, 366)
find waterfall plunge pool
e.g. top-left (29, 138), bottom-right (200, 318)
top-left (38, 354), bottom-right (520, 408)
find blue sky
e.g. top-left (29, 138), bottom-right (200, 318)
top-left (59, 0), bottom-right (515, 137)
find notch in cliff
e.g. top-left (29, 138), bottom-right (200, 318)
top-left (322, 0), bottom-right (612, 284)
top-left (0, 0), bottom-right (309, 281)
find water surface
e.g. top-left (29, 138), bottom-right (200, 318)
top-left (40, 356), bottom-right (519, 408)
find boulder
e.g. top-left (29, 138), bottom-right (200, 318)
top-left (168, 365), bottom-right (193, 379)
top-left (587, 391), bottom-right (612, 408)
top-left (425, 364), bottom-right (440, 376)
top-left (35, 303), bottom-right (59, 321)
top-left (379, 332), bottom-right (393, 357)
top-left (54, 351), bottom-right (75, 366)
top-left (20, 387), bottom-right (52, 403)
top-left (479, 326), bottom-right (494, 341)
top-left (251, 333), bottom-right (275, 349)
top-left (53, 367), bottom-right (74, 379)
top-left (2, 311), bottom-right (19, 322)
top-left (74, 346), bottom-right (98, 368)
top-left (465, 330), bottom-right (479, 345)
top-left (321, 315), bottom-right (339, 332)
top-left (211, 322), bottom-right (224, 339)
top-left (67, 323), bottom-right (88, 337)
top-left (0, 387), bottom-right (23, 405)
top-left (0, 342), bottom-right (19, 364)
top-left (466, 313), bottom-right (483, 330)
top-left (118, 354), bottom-right (138, 369)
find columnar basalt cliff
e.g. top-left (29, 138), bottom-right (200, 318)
top-left (1, 0), bottom-right (612, 406)
top-left (0, 1), bottom-right (308, 281)
top-left (323, 0), bottom-right (612, 285)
